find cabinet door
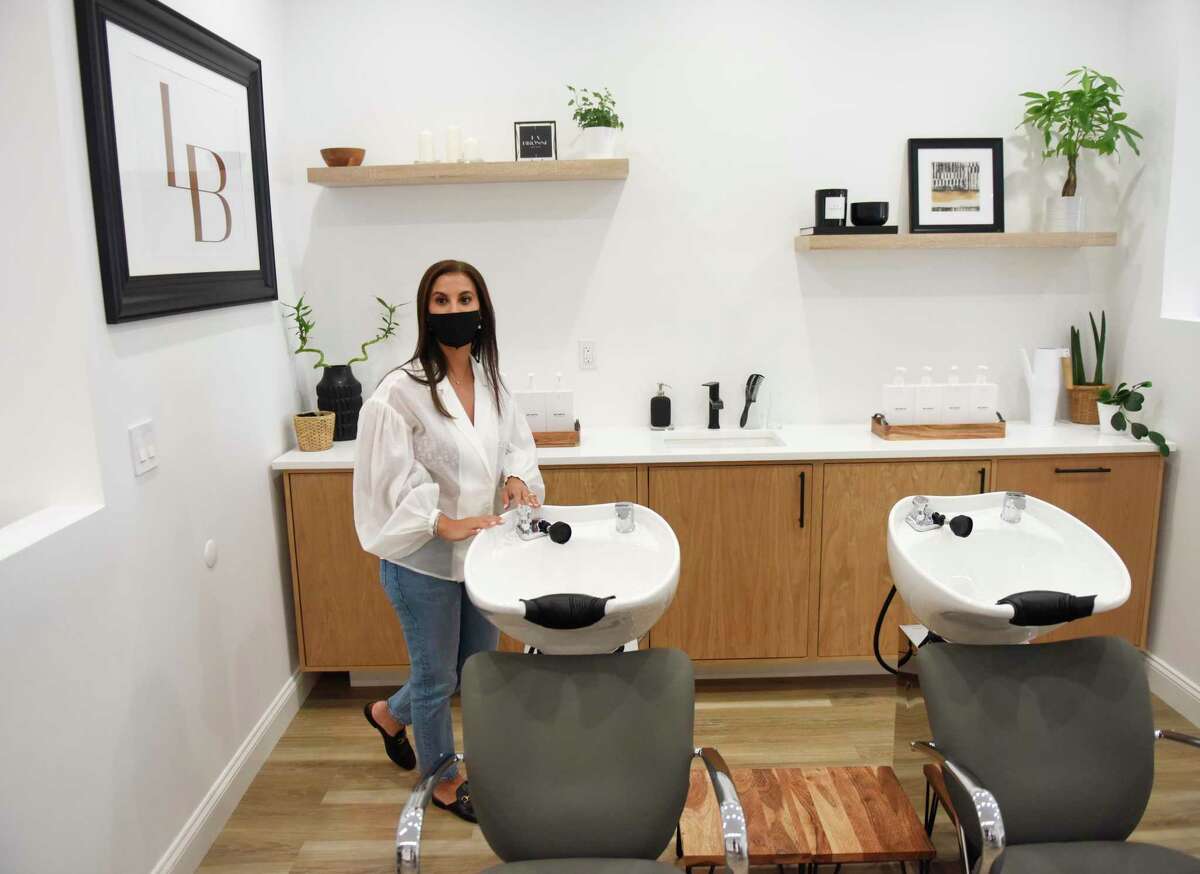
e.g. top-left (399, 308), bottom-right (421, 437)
top-left (818, 460), bottom-right (989, 658)
top-left (649, 464), bottom-right (813, 659)
top-left (542, 466), bottom-right (638, 505)
top-left (288, 472), bottom-right (410, 668)
top-left (993, 455), bottom-right (1163, 646)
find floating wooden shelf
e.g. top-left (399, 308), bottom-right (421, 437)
top-left (795, 231), bottom-right (1117, 251)
top-left (307, 158), bottom-right (629, 187)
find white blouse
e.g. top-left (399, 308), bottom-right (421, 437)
top-left (353, 357), bottom-right (545, 581)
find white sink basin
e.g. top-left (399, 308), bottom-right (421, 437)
top-left (464, 503), bottom-right (680, 655)
top-left (887, 492), bottom-right (1130, 645)
top-left (662, 429), bottom-right (785, 450)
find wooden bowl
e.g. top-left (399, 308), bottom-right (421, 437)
top-left (320, 148), bottom-right (365, 167)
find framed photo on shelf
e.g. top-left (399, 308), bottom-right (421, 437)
top-left (76, 0), bottom-right (277, 323)
top-left (907, 138), bottom-right (1004, 233)
top-left (513, 121), bottom-right (557, 161)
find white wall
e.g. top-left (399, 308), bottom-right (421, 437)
top-left (0, 1), bottom-right (102, 529)
top-left (282, 0), bottom-right (1131, 428)
top-left (1112, 0), bottom-right (1200, 692)
top-left (0, 1), bottom-right (304, 872)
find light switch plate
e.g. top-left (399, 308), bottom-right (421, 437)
top-left (129, 420), bottom-right (158, 476)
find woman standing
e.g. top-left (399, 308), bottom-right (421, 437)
top-left (353, 260), bottom-right (544, 822)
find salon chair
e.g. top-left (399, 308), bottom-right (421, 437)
top-left (913, 636), bottom-right (1200, 874)
top-left (394, 647), bottom-right (748, 873)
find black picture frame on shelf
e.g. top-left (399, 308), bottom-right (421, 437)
top-left (907, 138), bottom-right (1004, 233)
top-left (76, 0), bottom-right (277, 323)
top-left (513, 121), bottom-right (557, 161)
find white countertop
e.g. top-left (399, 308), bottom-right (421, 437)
top-left (270, 422), bottom-right (1168, 471)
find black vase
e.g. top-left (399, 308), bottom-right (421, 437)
top-left (316, 365), bottom-right (363, 441)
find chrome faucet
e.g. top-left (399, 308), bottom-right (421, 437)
top-left (515, 504), bottom-right (544, 541)
top-left (703, 381), bottom-right (723, 429)
top-left (905, 496), bottom-right (941, 532)
top-left (1001, 491), bottom-right (1026, 524)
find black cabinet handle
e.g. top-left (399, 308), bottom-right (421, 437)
top-left (1054, 466), bottom-right (1113, 474)
top-left (978, 467), bottom-right (987, 494)
top-left (799, 471), bottom-right (806, 528)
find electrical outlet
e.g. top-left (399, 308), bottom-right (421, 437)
top-left (578, 340), bottom-right (597, 370)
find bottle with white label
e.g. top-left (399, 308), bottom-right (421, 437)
top-left (514, 373), bottom-right (547, 432)
top-left (969, 365), bottom-right (999, 424)
top-left (914, 366), bottom-right (943, 424)
top-left (882, 367), bottom-right (916, 425)
top-left (546, 372), bottom-right (574, 432)
top-left (941, 365), bottom-right (972, 423)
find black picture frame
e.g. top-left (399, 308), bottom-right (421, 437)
top-left (907, 138), bottom-right (1004, 234)
top-left (75, 0), bottom-right (277, 323)
top-left (513, 121), bottom-right (557, 161)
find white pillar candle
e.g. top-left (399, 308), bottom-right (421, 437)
top-left (463, 137), bottom-right (480, 162)
top-left (446, 126), bottom-right (462, 163)
top-left (417, 129), bottom-right (434, 163)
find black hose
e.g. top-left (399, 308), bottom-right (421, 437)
top-left (873, 584), bottom-right (917, 677)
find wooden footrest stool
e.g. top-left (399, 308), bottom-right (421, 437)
top-left (678, 765), bottom-right (935, 872)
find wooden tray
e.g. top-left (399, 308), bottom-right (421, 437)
top-left (532, 420), bottom-right (581, 448)
top-left (871, 413), bottom-right (1006, 440)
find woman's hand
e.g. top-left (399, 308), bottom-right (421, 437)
top-left (436, 513), bottom-right (502, 542)
top-left (502, 476), bottom-right (541, 510)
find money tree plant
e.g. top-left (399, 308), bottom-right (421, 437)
top-left (1020, 67), bottom-right (1143, 196)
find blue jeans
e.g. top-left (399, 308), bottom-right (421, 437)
top-left (379, 560), bottom-right (499, 782)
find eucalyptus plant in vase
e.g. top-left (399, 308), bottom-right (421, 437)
top-left (1098, 381), bottom-right (1170, 456)
top-left (282, 295), bottom-right (404, 443)
top-left (566, 85), bottom-right (624, 158)
top-left (1019, 66), bottom-right (1143, 231)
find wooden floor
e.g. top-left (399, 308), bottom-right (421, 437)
top-left (199, 672), bottom-right (1200, 874)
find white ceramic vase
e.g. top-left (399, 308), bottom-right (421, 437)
top-left (1097, 402), bottom-right (1123, 435)
top-left (576, 126), bottom-right (619, 158)
top-left (1046, 195), bottom-right (1085, 232)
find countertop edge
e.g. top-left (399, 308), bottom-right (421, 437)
top-left (270, 424), bottom-right (1171, 471)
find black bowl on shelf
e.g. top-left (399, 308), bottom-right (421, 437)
top-left (851, 201), bottom-right (889, 226)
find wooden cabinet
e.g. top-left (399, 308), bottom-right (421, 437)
top-left (648, 464), bottom-right (814, 659)
top-left (286, 472), bottom-right (410, 669)
top-left (543, 466), bottom-right (638, 505)
top-left (817, 460), bottom-right (990, 658)
top-left (993, 455), bottom-right (1164, 646)
top-left (279, 450), bottom-right (1164, 671)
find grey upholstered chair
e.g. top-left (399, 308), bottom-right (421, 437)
top-left (394, 648), bottom-right (748, 873)
top-left (913, 636), bottom-right (1200, 874)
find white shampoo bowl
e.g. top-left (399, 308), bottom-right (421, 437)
top-left (887, 492), bottom-right (1130, 645)
top-left (464, 503), bottom-right (680, 655)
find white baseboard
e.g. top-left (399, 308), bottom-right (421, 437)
top-left (150, 669), bottom-right (317, 874)
top-left (1145, 651), bottom-right (1200, 728)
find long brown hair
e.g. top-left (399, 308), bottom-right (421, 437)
top-left (402, 260), bottom-right (505, 418)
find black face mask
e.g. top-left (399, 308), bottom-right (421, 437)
top-left (427, 310), bottom-right (481, 348)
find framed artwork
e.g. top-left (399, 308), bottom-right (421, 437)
top-left (907, 138), bottom-right (1005, 233)
top-left (513, 121), bottom-right (557, 161)
top-left (76, 0), bottom-right (277, 323)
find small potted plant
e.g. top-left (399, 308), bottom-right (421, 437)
top-left (1064, 311), bottom-right (1109, 424)
top-left (1019, 66), bottom-right (1142, 231)
top-left (282, 295), bottom-right (404, 444)
top-left (567, 85), bottom-right (624, 158)
top-left (1098, 381), bottom-right (1170, 456)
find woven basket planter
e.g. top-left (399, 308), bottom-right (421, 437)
top-left (294, 411), bottom-right (336, 452)
top-left (1067, 385), bottom-right (1109, 425)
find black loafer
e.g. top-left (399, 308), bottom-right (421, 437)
top-left (362, 702), bottom-right (416, 770)
top-left (432, 780), bottom-right (477, 823)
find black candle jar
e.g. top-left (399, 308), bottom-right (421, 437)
top-left (815, 188), bottom-right (849, 228)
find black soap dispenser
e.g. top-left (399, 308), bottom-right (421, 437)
top-left (650, 383), bottom-right (672, 430)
